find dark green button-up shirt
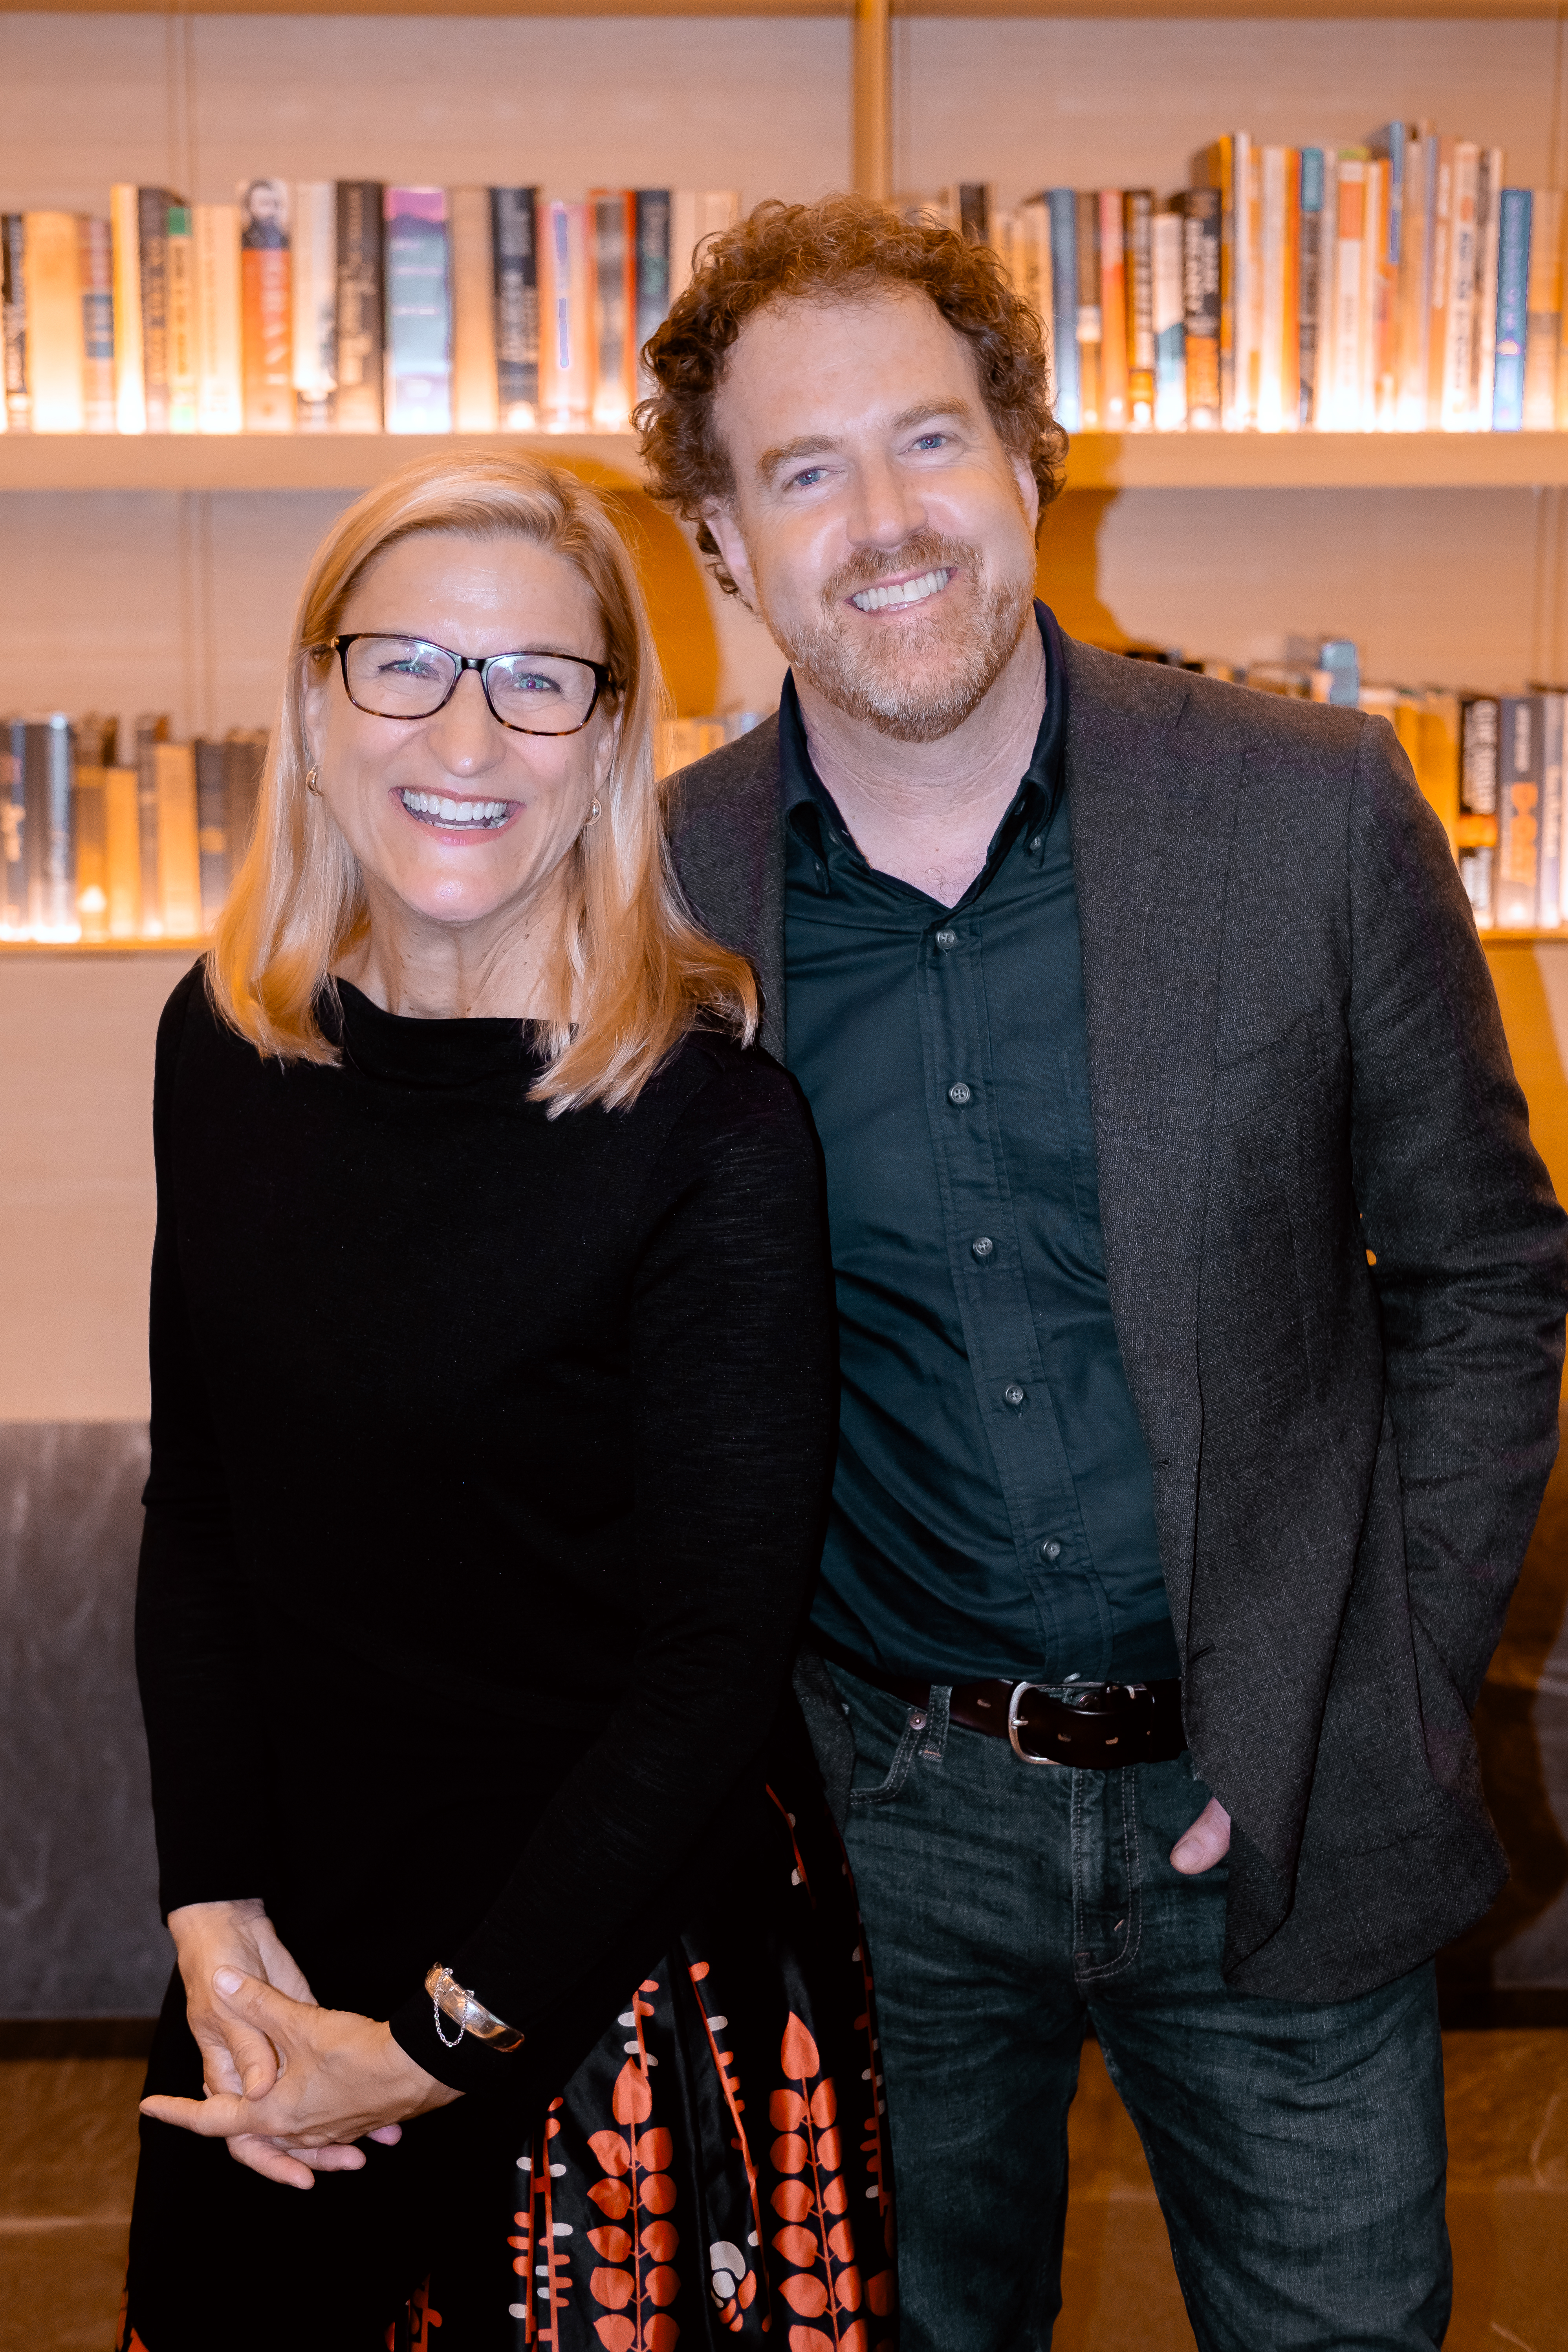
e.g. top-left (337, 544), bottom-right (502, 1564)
top-left (784, 603), bottom-right (1179, 1685)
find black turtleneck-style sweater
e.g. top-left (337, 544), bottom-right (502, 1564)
top-left (134, 964), bottom-right (836, 2099)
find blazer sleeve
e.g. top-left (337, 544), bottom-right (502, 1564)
top-left (1346, 718), bottom-right (1568, 1707)
top-left (388, 1055), bottom-right (838, 2094)
top-left (134, 966), bottom-right (275, 1916)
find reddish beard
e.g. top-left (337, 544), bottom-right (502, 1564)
top-left (761, 531), bottom-right (1037, 744)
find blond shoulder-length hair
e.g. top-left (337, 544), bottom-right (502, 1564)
top-left (207, 451), bottom-right (757, 1113)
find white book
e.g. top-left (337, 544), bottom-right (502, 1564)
top-left (1257, 146), bottom-right (1290, 432)
top-left (1151, 209), bottom-right (1187, 431)
top-left (109, 183), bottom-right (147, 435)
top-left (1359, 158), bottom-right (1386, 431)
top-left (22, 212), bottom-right (84, 432)
top-left (1440, 142), bottom-right (1480, 430)
top-left (291, 181), bottom-right (337, 427)
top-left (194, 205), bottom-right (242, 434)
top-left (1330, 157), bottom-right (1367, 431)
top-left (670, 191), bottom-right (738, 304)
top-left (1018, 198), bottom-right (1053, 334)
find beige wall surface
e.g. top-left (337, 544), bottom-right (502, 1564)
top-left (3, 941), bottom-right (1567, 1425)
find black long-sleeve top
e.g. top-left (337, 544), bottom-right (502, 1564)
top-left (134, 965), bottom-right (837, 2096)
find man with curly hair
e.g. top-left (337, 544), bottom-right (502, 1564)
top-left (637, 193), bottom-right (1566, 2350)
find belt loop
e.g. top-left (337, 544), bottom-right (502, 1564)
top-left (920, 1683), bottom-right (951, 1763)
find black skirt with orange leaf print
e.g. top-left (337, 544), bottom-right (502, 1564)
top-left (391, 1779), bottom-right (897, 2352)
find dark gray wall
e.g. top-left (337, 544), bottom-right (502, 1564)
top-left (0, 1414), bottom-right (1564, 2018)
top-left (0, 1423), bottom-right (169, 2015)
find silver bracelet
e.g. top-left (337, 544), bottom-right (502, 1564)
top-left (424, 1963), bottom-right (526, 2053)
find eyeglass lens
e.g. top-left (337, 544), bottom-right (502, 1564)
top-left (343, 637), bottom-right (599, 735)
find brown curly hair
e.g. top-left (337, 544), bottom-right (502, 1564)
top-left (635, 193), bottom-right (1069, 597)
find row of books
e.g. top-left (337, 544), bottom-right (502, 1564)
top-left (945, 128), bottom-right (1559, 433)
top-left (0, 185), bottom-right (738, 438)
top-left (1121, 637), bottom-right (1555, 928)
top-left (0, 709), bottom-right (764, 941)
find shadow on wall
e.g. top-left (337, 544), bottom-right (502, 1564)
top-left (0, 1424), bottom-right (168, 2017)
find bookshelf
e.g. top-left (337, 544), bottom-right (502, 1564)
top-left (9, 430), bottom-right (1568, 496)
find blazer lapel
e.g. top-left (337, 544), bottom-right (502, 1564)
top-left (1063, 639), bottom-right (1242, 1653)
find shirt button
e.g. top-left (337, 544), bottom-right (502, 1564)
top-left (1004, 1382), bottom-right (1027, 1409)
top-left (971, 1236), bottom-right (994, 1262)
top-left (947, 1081), bottom-right (972, 1106)
top-left (934, 927), bottom-right (958, 952)
top-left (1040, 1539), bottom-right (1062, 1562)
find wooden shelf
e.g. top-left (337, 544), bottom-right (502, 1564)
top-left (7, 430), bottom-right (1568, 496)
top-left (7, 0), bottom-right (1555, 14)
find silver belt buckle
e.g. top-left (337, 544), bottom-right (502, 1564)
top-left (1007, 1679), bottom-right (1061, 1766)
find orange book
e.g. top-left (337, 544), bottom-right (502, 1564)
top-left (238, 178), bottom-right (293, 432)
top-left (1097, 191), bottom-right (1128, 430)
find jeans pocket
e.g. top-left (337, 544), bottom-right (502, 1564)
top-left (847, 1707), bottom-right (927, 1809)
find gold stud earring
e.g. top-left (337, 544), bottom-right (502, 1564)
top-left (306, 765), bottom-right (323, 796)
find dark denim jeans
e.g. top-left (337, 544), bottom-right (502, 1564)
top-left (830, 1661), bottom-right (1452, 2352)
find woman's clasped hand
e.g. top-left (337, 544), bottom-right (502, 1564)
top-left (148, 1898), bottom-right (458, 2190)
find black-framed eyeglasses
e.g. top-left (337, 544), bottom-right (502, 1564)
top-left (318, 634), bottom-right (615, 737)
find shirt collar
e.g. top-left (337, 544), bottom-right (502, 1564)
top-left (780, 601), bottom-right (1068, 889)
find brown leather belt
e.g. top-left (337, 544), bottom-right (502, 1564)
top-left (829, 1653), bottom-right (1186, 1770)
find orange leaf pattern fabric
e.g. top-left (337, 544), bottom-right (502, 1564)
top-left (397, 1762), bottom-right (896, 2348)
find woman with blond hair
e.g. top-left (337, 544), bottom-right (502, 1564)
top-left (122, 453), bottom-right (895, 2352)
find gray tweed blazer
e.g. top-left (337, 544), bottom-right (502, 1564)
top-left (667, 633), bottom-right (1568, 2004)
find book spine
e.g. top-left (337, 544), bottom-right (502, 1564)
top-left (1440, 143), bottom-right (1480, 430)
top-left (334, 183), bottom-right (384, 433)
top-left (1359, 156), bottom-right (1386, 430)
top-left (138, 187), bottom-right (176, 433)
top-left (590, 189), bottom-right (636, 430)
top-left (79, 216), bottom-right (116, 432)
top-left (134, 716), bottom-right (168, 934)
top-left (239, 178), bottom-right (293, 432)
top-left (449, 187), bottom-right (498, 432)
top-left (195, 738), bottom-right (230, 930)
top-left (1203, 138), bottom-right (1236, 427)
top-left (166, 205), bottom-right (198, 432)
top-left (0, 723), bottom-right (25, 933)
top-left (1496, 694), bottom-right (1542, 928)
top-left (491, 189), bottom-right (539, 429)
top-left (1540, 691), bottom-right (1564, 929)
top-left (225, 731), bottom-right (267, 868)
top-left (1493, 189), bottom-right (1531, 430)
top-left (23, 716), bottom-right (76, 940)
top-left (1257, 147), bottom-right (1291, 431)
top-left (383, 187), bottom-right (452, 433)
top-left (1331, 157), bottom-right (1367, 430)
top-left (73, 763), bottom-right (108, 940)
top-left (1382, 123), bottom-right (1420, 432)
top-left (2, 216), bottom-right (29, 430)
top-left (1046, 189), bottom-right (1080, 431)
top-left (109, 185), bottom-right (146, 434)
top-left (1473, 150), bottom-right (1504, 430)
top-left (1180, 186), bottom-right (1221, 429)
top-left (1123, 190), bottom-right (1155, 429)
top-left (103, 765), bottom-right (140, 938)
top-left (1393, 129), bottom-right (1432, 427)
top-left (1098, 190), bottom-right (1128, 430)
top-left (1525, 187), bottom-right (1565, 429)
top-left (154, 741), bottom-right (201, 938)
top-left (539, 197), bottom-right (592, 431)
top-left (1297, 148), bottom-right (1323, 425)
top-left (957, 185), bottom-right (990, 244)
top-left (1075, 192), bottom-right (1102, 429)
top-left (1238, 134), bottom-right (1260, 429)
top-left (1415, 689), bottom-right (1461, 851)
top-left (194, 205), bottom-right (243, 434)
top-left (291, 182), bottom-right (338, 430)
top-left (1151, 209), bottom-right (1187, 429)
top-left (1018, 199), bottom-right (1053, 341)
top-left (634, 190), bottom-right (671, 397)
top-left (1423, 137), bottom-right (1454, 425)
top-left (23, 211), bottom-right (84, 432)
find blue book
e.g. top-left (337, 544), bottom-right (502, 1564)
top-left (1044, 189), bottom-right (1080, 431)
top-left (1493, 189), bottom-right (1531, 432)
top-left (383, 186), bottom-right (452, 433)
